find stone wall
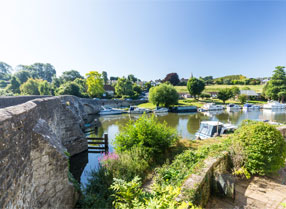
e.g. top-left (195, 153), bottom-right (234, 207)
top-left (0, 96), bottom-right (51, 108)
top-left (0, 96), bottom-right (87, 209)
top-left (178, 152), bottom-right (231, 207)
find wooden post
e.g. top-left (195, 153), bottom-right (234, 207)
top-left (104, 134), bottom-right (109, 154)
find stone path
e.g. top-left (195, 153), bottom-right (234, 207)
top-left (207, 167), bottom-right (286, 209)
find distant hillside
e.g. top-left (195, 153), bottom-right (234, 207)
top-left (214, 74), bottom-right (246, 81)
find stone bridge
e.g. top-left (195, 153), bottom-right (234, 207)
top-left (0, 96), bottom-right (147, 209)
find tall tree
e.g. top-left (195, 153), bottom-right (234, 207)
top-left (264, 66), bottom-right (286, 101)
top-left (61, 70), bottom-right (83, 82)
top-left (14, 70), bottom-right (32, 84)
top-left (6, 76), bottom-right (20, 94)
top-left (102, 71), bottom-right (108, 84)
top-left (85, 71), bottom-right (104, 98)
top-left (115, 77), bottom-right (134, 97)
top-left (127, 74), bottom-right (138, 83)
top-left (0, 62), bottom-right (12, 81)
top-left (17, 63), bottom-right (56, 82)
top-left (187, 77), bottom-right (205, 99)
top-left (38, 80), bottom-right (52, 95)
top-left (57, 81), bottom-right (82, 97)
top-left (163, 73), bottom-right (180, 86)
top-left (149, 83), bottom-right (179, 107)
top-left (20, 79), bottom-right (41, 95)
top-left (217, 88), bottom-right (233, 103)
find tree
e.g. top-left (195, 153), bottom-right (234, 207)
top-left (264, 66), bottom-right (286, 102)
top-left (20, 79), bottom-right (41, 95)
top-left (217, 88), bottom-right (233, 103)
top-left (6, 76), bottom-right (20, 94)
top-left (231, 86), bottom-right (240, 99)
top-left (17, 63), bottom-right (56, 82)
top-left (115, 77), bottom-right (134, 98)
top-left (38, 80), bottom-right (52, 95)
top-left (187, 77), bottom-right (205, 99)
top-left (127, 74), bottom-right (138, 83)
top-left (163, 73), bottom-right (180, 86)
top-left (57, 81), bottom-right (82, 97)
top-left (0, 62), bottom-right (12, 81)
top-left (132, 84), bottom-right (142, 99)
top-left (102, 71), bottom-right (108, 84)
top-left (61, 70), bottom-right (83, 82)
top-left (74, 78), bottom-right (88, 97)
top-left (14, 70), bottom-right (32, 84)
top-left (85, 71), bottom-right (104, 98)
top-left (238, 94), bottom-right (247, 104)
top-left (149, 83), bottom-right (179, 107)
top-left (143, 82), bottom-right (152, 92)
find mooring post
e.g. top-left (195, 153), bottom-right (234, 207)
top-left (104, 134), bottom-right (109, 153)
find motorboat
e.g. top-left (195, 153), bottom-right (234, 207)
top-left (128, 106), bottom-right (152, 114)
top-left (226, 104), bottom-right (241, 111)
top-left (153, 107), bottom-right (169, 113)
top-left (99, 106), bottom-right (124, 115)
top-left (243, 103), bottom-right (260, 111)
top-left (170, 106), bottom-right (197, 113)
top-left (195, 121), bottom-right (237, 140)
top-left (200, 103), bottom-right (224, 111)
top-left (263, 101), bottom-right (286, 109)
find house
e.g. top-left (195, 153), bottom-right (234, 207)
top-left (103, 85), bottom-right (115, 96)
top-left (179, 93), bottom-right (191, 99)
top-left (208, 92), bottom-right (218, 98)
top-left (240, 90), bottom-right (258, 97)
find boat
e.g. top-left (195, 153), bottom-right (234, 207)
top-left (153, 107), bottom-right (169, 113)
top-left (99, 106), bottom-right (124, 115)
top-left (226, 104), bottom-right (241, 111)
top-left (200, 103), bottom-right (224, 111)
top-left (195, 121), bottom-right (237, 140)
top-left (170, 106), bottom-right (197, 113)
top-left (128, 106), bottom-right (152, 114)
top-left (243, 103), bottom-right (260, 111)
top-left (263, 101), bottom-right (286, 109)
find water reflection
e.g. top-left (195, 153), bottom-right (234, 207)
top-left (78, 109), bottom-right (286, 185)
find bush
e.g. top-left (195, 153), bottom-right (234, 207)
top-left (114, 114), bottom-right (178, 157)
top-left (232, 121), bottom-right (286, 175)
top-left (149, 83), bottom-right (179, 107)
top-left (100, 147), bottom-right (151, 181)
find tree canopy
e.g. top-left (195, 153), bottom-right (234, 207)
top-left (86, 71), bottom-right (105, 98)
top-left (187, 77), bottom-right (205, 99)
top-left (163, 73), bottom-right (180, 86)
top-left (61, 70), bottom-right (83, 82)
top-left (115, 77), bottom-right (134, 98)
top-left (149, 83), bottom-right (179, 107)
top-left (17, 63), bottom-right (56, 82)
top-left (217, 88), bottom-right (233, 103)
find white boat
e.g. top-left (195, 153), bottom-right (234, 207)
top-left (128, 106), bottom-right (152, 114)
top-left (200, 103), bottom-right (224, 111)
top-left (226, 104), bottom-right (241, 111)
top-left (195, 121), bottom-right (237, 140)
top-left (243, 103), bottom-right (260, 111)
top-left (153, 107), bottom-right (169, 113)
top-left (263, 101), bottom-right (286, 109)
top-left (99, 106), bottom-right (124, 115)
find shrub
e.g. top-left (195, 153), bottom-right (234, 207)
top-left (114, 114), bottom-right (178, 157)
top-left (232, 121), bottom-right (286, 175)
top-left (100, 147), bottom-right (151, 181)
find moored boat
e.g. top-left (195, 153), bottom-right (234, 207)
top-left (226, 104), bottom-right (241, 111)
top-left (128, 106), bottom-right (152, 114)
top-left (99, 106), bottom-right (124, 115)
top-left (170, 106), bottom-right (197, 113)
top-left (200, 103), bottom-right (224, 111)
top-left (263, 101), bottom-right (286, 109)
top-left (153, 107), bottom-right (169, 113)
top-left (195, 121), bottom-right (237, 140)
top-left (243, 103), bottom-right (260, 111)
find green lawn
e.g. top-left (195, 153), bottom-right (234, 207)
top-left (175, 84), bottom-right (265, 94)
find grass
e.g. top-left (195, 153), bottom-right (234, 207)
top-left (138, 98), bottom-right (267, 109)
top-left (175, 84), bottom-right (265, 94)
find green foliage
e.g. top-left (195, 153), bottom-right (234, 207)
top-left (232, 121), bottom-right (286, 175)
top-left (86, 71), bottom-right (105, 98)
top-left (20, 78), bottom-right (41, 95)
top-left (100, 147), bottom-right (150, 181)
top-left (264, 66), bottom-right (286, 101)
top-left (115, 77), bottom-right (134, 98)
top-left (238, 94), bottom-right (247, 104)
top-left (57, 81), bottom-right (82, 97)
top-left (61, 70), bottom-right (83, 82)
top-left (114, 114), bottom-right (178, 157)
top-left (17, 63), bottom-right (56, 82)
top-left (187, 77), bottom-right (205, 99)
top-left (132, 84), bottom-right (142, 99)
top-left (38, 80), bottom-right (52, 95)
top-left (0, 80), bottom-right (8, 88)
top-left (102, 71), bottom-right (108, 84)
top-left (149, 83), bottom-right (179, 107)
top-left (14, 70), bottom-right (33, 84)
top-left (217, 88), bottom-right (233, 103)
top-left (6, 76), bottom-right (20, 94)
top-left (163, 73), bottom-right (180, 86)
top-left (231, 86), bottom-right (240, 96)
top-left (111, 177), bottom-right (192, 209)
top-left (200, 93), bottom-right (211, 99)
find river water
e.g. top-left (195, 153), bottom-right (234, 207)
top-left (71, 109), bottom-right (286, 185)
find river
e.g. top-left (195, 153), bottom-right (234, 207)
top-left (70, 108), bottom-right (286, 185)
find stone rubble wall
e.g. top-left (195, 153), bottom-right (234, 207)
top-left (0, 96), bottom-right (87, 209)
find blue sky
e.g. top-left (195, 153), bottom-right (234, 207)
top-left (0, 0), bottom-right (285, 81)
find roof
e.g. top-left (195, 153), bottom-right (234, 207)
top-left (240, 90), bottom-right (258, 96)
top-left (103, 85), bottom-right (115, 91)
